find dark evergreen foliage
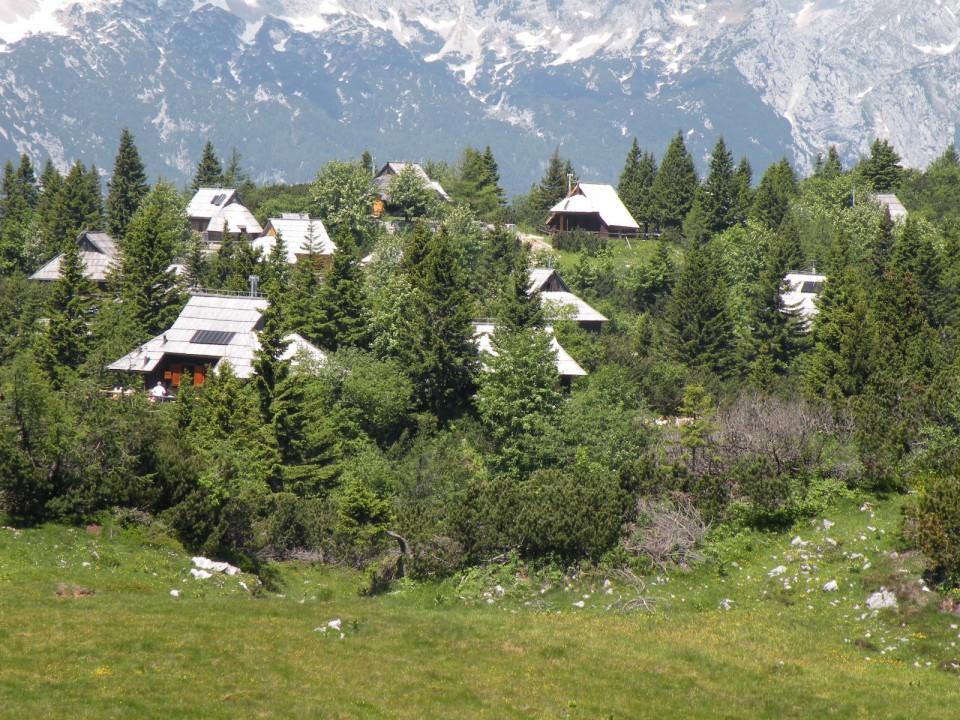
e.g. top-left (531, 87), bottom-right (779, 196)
top-left (106, 128), bottom-right (149, 240)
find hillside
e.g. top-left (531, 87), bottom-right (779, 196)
top-left (4, 494), bottom-right (960, 718)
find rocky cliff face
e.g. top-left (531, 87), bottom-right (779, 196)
top-left (0, 0), bottom-right (957, 192)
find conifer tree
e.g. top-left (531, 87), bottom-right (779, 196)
top-left (106, 128), bottom-right (149, 241)
top-left (806, 266), bottom-right (874, 405)
top-left (285, 221), bottom-right (325, 342)
top-left (534, 148), bottom-right (577, 216)
top-left (394, 224), bottom-right (478, 417)
top-left (699, 136), bottom-right (737, 235)
top-left (35, 160), bottom-right (64, 262)
top-left (361, 150), bottom-right (374, 176)
top-left (665, 245), bottom-right (733, 376)
top-left (866, 208), bottom-right (895, 282)
top-left (476, 320), bottom-right (560, 479)
top-left (192, 140), bottom-right (224, 190)
top-left (814, 146), bottom-right (844, 180)
top-left (0, 161), bottom-right (24, 274)
top-left (113, 180), bottom-right (187, 341)
top-left (482, 145), bottom-right (506, 207)
top-left (742, 235), bottom-right (807, 388)
top-left (860, 138), bottom-right (903, 192)
top-left (222, 147), bottom-right (254, 195)
top-left (650, 130), bottom-right (699, 231)
top-left (750, 158), bottom-right (798, 229)
top-left (0, 152), bottom-right (41, 272)
top-left (252, 299), bottom-right (290, 423)
top-left (730, 157), bottom-right (754, 225)
top-left (618, 139), bottom-right (658, 233)
top-left (314, 229), bottom-right (368, 351)
top-left (270, 370), bottom-right (343, 496)
top-left (37, 235), bottom-right (94, 384)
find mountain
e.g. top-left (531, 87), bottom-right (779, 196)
top-left (0, 0), bottom-right (958, 194)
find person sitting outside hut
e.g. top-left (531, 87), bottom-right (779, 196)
top-left (150, 381), bottom-right (168, 403)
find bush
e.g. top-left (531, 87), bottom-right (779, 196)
top-left (553, 228), bottom-right (608, 255)
top-left (514, 468), bottom-right (625, 562)
top-left (904, 474), bottom-right (960, 586)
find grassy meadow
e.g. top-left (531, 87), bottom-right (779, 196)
top-left (3, 495), bottom-right (960, 719)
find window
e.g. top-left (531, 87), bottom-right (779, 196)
top-left (800, 281), bottom-right (823, 294)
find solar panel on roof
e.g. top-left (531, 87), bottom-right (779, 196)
top-left (800, 281), bottom-right (823, 294)
top-left (191, 329), bottom-right (235, 345)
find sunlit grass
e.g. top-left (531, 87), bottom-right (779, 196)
top-left (3, 497), bottom-right (960, 718)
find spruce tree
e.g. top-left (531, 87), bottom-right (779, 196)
top-left (699, 136), bottom-right (737, 234)
top-left (106, 128), bottom-right (149, 241)
top-left (650, 130), bottom-right (699, 231)
top-left (618, 139), bottom-right (658, 232)
top-left (534, 148), bottom-right (577, 216)
top-left (35, 161), bottom-right (64, 262)
top-left (860, 138), bottom-right (903, 192)
top-left (113, 180), bottom-right (187, 341)
top-left (0, 161), bottom-right (23, 274)
top-left (730, 157), bottom-right (754, 225)
top-left (313, 229), bottom-right (369, 350)
top-left (815, 146), bottom-right (843, 180)
top-left (395, 224), bottom-right (478, 417)
top-left (742, 235), bottom-right (807, 388)
top-left (482, 145), bottom-right (506, 207)
top-left (222, 147), bottom-right (253, 195)
top-left (750, 158), bottom-right (798, 230)
top-left (665, 245), bottom-right (733, 376)
top-left (285, 222), bottom-right (325, 342)
top-left (192, 140), bottom-right (224, 190)
top-left (37, 234), bottom-right (94, 384)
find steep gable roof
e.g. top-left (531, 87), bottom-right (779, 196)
top-left (875, 193), bottom-right (908, 222)
top-left (527, 268), bottom-right (607, 325)
top-left (373, 161), bottom-right (451, 202)
top-left (782, 271), bottom-right (826, 321)
top-left (253, 214), bottom-right (336, 262)
top-left (473, 323), bottom-right (586, 378)
top-left (549, 182), bottom-right (639, 231)
top-left (30, 230), bottom-right (118, 283)
top-left (186, 187), bottom-right (263, 237)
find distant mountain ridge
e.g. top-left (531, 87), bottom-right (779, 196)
top-left (0, 0), bottom-right (958, 193)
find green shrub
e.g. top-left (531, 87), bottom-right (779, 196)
top-left (904, 474), bottom-right (960, 586)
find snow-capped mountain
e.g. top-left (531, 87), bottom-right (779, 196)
top-left (0, 0), bottom-right (958, 193)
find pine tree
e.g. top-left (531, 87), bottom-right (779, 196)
top-left (814, 146), bottom-right (843, 180)
top-left (475, 321), bottom-right (561, 479)
top-left (730, 157), bottom-right (754, 225)
top-left (313, 229), bottom-right (369, 350)
top-left (113, 180), bottom-right (187, 341)
top-left (534, 148), bottom-right (577, 217)
top-left (650, 130), bottom-right (699, 231)
top-left (106, 128), bottom-right (149, 241)
top-left (482, 146), bottom-right (506, 207)
top-left (192, 140), bottom-right (224, 190)
top-left (35, 160), bottom-right (64, 262)
top-left (860, 138), bottom-right (903, 192)
top-left (750, 158), bottom-right (798, 229)
top-left (37, 234), bottom-right (94, 384)
top-left (699, 136), bottom-right (737, 234)
top-left (395, 224), bottom-right (478, 417)
top-left (285, 222), bottom-right (325, 342)
top-left (742, 235), bottom-right (807, 388)
top-left (665, 245), bottom-right (733, 376)
top-left (618, 139), bottom-right (658, 233)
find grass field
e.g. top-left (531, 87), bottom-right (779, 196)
top-left (4, 495), bottom-right (960, 718)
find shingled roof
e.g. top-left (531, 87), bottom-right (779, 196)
top-left (107, 293), bottom-right (325, 378)
top-left (547, 182), bottom-right (639, 234)
top-left (30, 231), bottom-right (117, 283)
